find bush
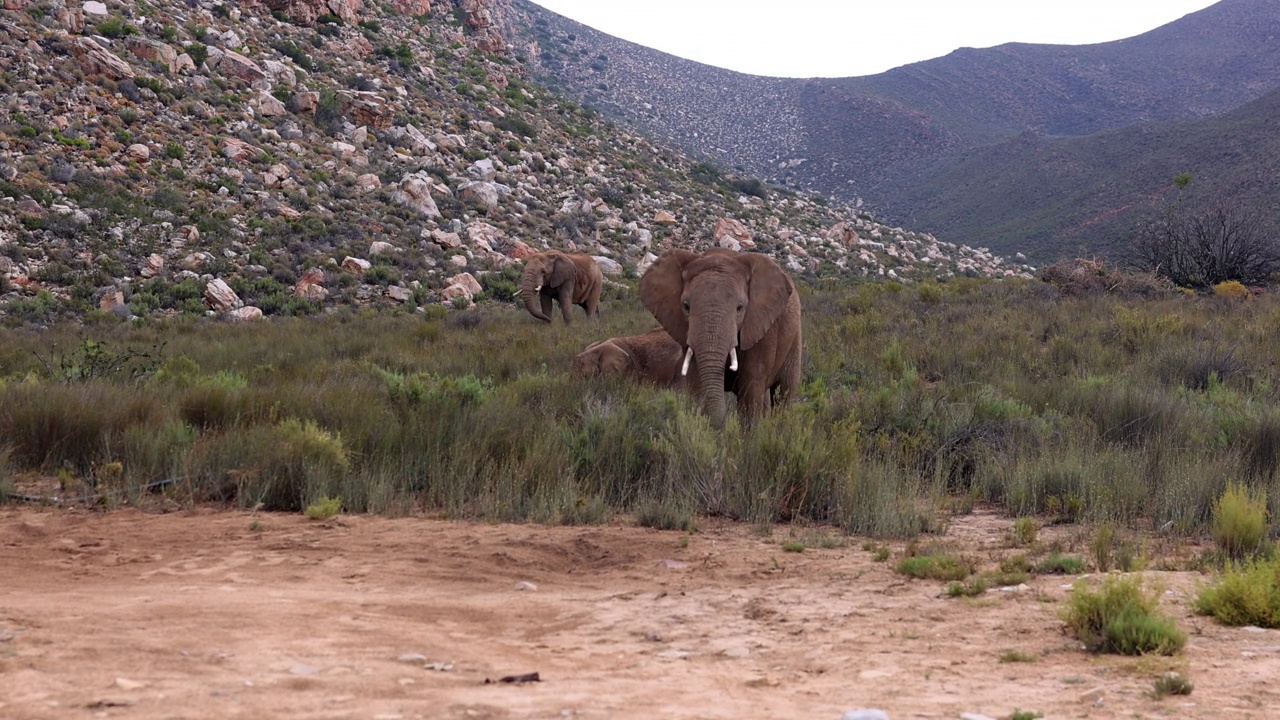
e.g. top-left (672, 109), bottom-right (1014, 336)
top-left (897, 547), bottom-right (971, 581)
top-left (1062, 576), bottom-right (1185, 655)
top-left (1154, 673), bottom-right (1194, 698)
top-left (305, 495), bottom-right (342, 519)
top-left (1211, 482), bottom-right (1269, 560)
top-left (1194, 557), bottom-right (1280, 627)
top-left (1212, 280), bottom-right (1249, 299)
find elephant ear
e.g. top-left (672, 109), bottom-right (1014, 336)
top-left (640, 249), bottom-right (699, 345)
top-left (599, 342), bottom-right (630, 374)
top-left (739, 253), bottom-right (794, 350)
top-left (541, 252), bottom-right (569, 287)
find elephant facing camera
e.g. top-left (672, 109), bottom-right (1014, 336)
top-left (519, 250), bottom-right (604, 324)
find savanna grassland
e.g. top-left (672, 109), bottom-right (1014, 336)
top-left (4, 275), bottom-right (1280, 544)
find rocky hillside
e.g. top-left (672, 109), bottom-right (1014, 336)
top-left (514, 0), bottom-right (1280, 260)
top-left (0, 0), bottom-right (1032, 327)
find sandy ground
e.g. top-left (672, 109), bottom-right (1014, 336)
top-left (2, 505), bottom-right (1279, 720)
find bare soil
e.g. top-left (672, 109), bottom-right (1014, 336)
top-left (1, 506), bottom-right (1278, 719)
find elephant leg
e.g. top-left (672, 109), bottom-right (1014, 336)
top-left (772, 348), bottom-right (803, 407)
top-left (558, 285), bottom-right (575, 324)
top-left (734, 370), bottom-right (771, 423)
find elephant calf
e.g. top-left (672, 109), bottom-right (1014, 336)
top-left (571, 327), bottom-right (685, 387)
top-left (520, 250), bottom-right (603, 324)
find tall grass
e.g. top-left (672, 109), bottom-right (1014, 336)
top-left (2, 279), bottom-right (1280, 535)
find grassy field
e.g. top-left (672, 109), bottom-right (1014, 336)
top-left (3, 276), bottom-right (1279, 540)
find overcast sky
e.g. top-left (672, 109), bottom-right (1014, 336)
top-left (526, 1), bottom-right (1221, 78)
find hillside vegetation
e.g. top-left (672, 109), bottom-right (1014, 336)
top-left (0, 0), bottom-right (1030, 327)
top-left (518, 0), bottom-right (1280, 261)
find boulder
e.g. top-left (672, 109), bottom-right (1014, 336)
top-left (386, 285), bottom-right (413, 303)
top-left (227, 306), bottom-right (263, 322)
top-left (204, 279), bottom-right (243, 313)
top-left (468, 158), bottom-right (496, 181)
top-left (126, 144), bottom-right (151, 162)
top-left (206, 47), bottom-right (267, 83)
top-left (592, 256), bottom-right (623, 275)
top-left (261, 59), bottom-right (297, 88)
top-left (292, 91), bottom-right (319, 115)
top-left (254, 90), bottom-right (288, 117)
top-left (294, 268), bottom-right (328, 300)
top-left (82, 1), bottom-right (108, 17)
top-left (446, 272), bottom-right (483, 298)
top-left (342, 256), bottom-right (371, 274)
top-left (431, 230), bottom-right (462, 249)
top-left (506, 239), bottom-right (536, 259)
top-left (97, 286), bottom-right (127, 313)
top-left (355, 173), bottom-right (382, 192)
top-left (653, 210), bottom-right (677, 225)
top-left (338, 90), bottom-right (392, 129)
top-left (126, 37), bottom-right (180, 73)
top-left (220, 137), bottom-right (265, 163)
top-left (139, 253), bottom-right (164, 279)
top-left (713, 217), bottom-right (754, 250)
top-left (70, 35), bottom-right (135, 80)
top-left (389, 124), bottom-right (437, 155)
top-left (369, 241), bottom-right (397, 255)
top-left (391, 173), bottom-right (441, 218)
top-left (458, 181), bottom-right (502, 213)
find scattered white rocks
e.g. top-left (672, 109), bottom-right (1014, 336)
top-left (841, 710), bottom-right (890, 720)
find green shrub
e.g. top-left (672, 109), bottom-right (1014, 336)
top-left (1211, 482), bottom-right (1269, 560)
top-left (1153, 672), bottom-right (1194, 698)
top-left (305, 495), bottom-right (342, 519)
top-left (1036, 552), bottom-right (1086, 574)
top-left (897, 548), bottom-right (971, 581)
top-left (1062, 575), bottom-right (1185, 655)
top-left (186, 43), bottom-right (208, 69)
top-left (1011, 517), bottom-right (1037, 547)
top-left (1194, 556), bottom-right (1280, 627)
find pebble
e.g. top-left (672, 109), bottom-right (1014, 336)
top-left (842, 710), bottom-right (890, 720)
top-left (721, 646), bottom-right (751, 658)
top-left (960, 714), bottom-right (995, 720)
top-left (1241, 626), bottom-right (1267, 633)
top-left (397, 653), bottom-right (427, 663)
top-left (289, 664), bottom-right (321, 676)
top-left (514, 581), bottom-right (538, 591)
top-left (113, 678), bottom-right (146, 690)
top-left (1078, 687), bottom-right (1105, 704)
top-left (425, 662), bottom-right (454, 671)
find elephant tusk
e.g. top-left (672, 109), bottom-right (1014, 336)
top-left (534, 284), bottom-right (542, 292)
top-left (681, 347), bottom-right (693, 376)
top-left (729, 347), bottom-right (738, 372)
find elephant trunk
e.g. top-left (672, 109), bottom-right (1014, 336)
top-left (692, 345), bottom-right (731, 430)
top-left (520, 284), bottom-right (550, 323)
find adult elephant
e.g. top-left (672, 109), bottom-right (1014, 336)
top-left (640, 248), bottom-right (802, 428)
top-left (520, 250), bottom-right (603, 324)
top-left (570, 327), bottom-right (684, 387)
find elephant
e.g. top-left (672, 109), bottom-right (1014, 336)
top-left (519, 250), bottom-right (603, 324)
top-left (570, 327), bottom-right (685, 387)
top-left (640, 247), bottom-right (802, 428)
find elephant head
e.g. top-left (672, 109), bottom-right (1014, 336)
top-left (520, 251), bottom-right (575, 323)
top-left (640, 248), bottom-right (795, 428)
top-left (570, 339), bottom-right (631, 376)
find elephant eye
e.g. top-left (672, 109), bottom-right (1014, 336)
top-left (736, 304), bottom-right (744, 312)
top-left (682, 300), bottom-right (690, 313)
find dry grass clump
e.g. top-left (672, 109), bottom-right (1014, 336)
top-left (1040, 258), bottom-right (1175, 297)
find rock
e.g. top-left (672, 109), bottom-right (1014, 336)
top-left (440, 283), bottom-right (472, 305)
top-left (342, 257), bottom-right (371, 274)
top-left (83, 1), bottom-right (108, 16)
top-left (204, 279), bottom-right (243, 313)
top-left (592, 256), bottom-right (623, 275)
top-left (397, 653), bottom-right (428, 663)
top-left (654, 210), bottom-right (677, 225)
top-left (959, 714), bottom-right (996, 720)
top-left (139, 253), bottom-right (164, 279)
top-left (205, 47), bottom-right (268, 83)
top-left (288, 664), bottom-right (321, 676)
top-left (174, 53), bottom-right (197, 74)
top-left (637, 252), bottom-right (659, 275)
top-left (261, 60), bottom-right (297, 88)
top-left (126, 37), bottom-right (179, 73)
top-left (389, 124), bottom-right (438, 155)
top-left (113, 677), bottom-right (146, 691)
top-left (386, 285), bottom-right (413, 303)
top-left (254, 90), bottom-right (288, 117)
top-left (292, 91), bottom-right (319, 115)
top-left (227, 306), bottom-right (263, 322)
top-left (468, 158), bottom-right (496, 181)
top-left (294, 268), bottom-right (328, 300)
top-left (720, 646), bottom-right (750, 658)
top-left (1078, 687), bottom-right (1105, 704)
top-left (391, 173), bottom-right (441, 218)
top-left (445, 272), bottom-right (483, 298)
top-left (712, 217), bottom-right (754, 250)
top-left (355, 173), bottom-right (382, 192)
top-left (513, 581), bottom-right (537, 592)
top-left (369, 241), bottom-right (397, 256)
top-left (507, 239), bottom-right (536, 259)
top-left (390, 0), bottom-right (432, 15)
top-left (458, 181), bottom-right (503, 213)
top-left (339, 90), bottom-right (391, 129)
top-left (97, 286), bottom-right (126, 313)
top-left (125, 143), bottom-right (150, 162)
top-left (220, 137), bottom-right (265, 163)
top-left (430, 230), bottom-right (462, 249)
top-left (70, 35), bottom-right (135, 80)
top-left (841, 711), bottom-right (890, 720)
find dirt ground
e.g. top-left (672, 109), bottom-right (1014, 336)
top-left (2, 505), bottom-right (1278, 720)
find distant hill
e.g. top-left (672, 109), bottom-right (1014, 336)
top-left (513, 0), bottom-right (1280, 260)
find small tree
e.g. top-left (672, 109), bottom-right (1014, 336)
top-left (1131, 178), bottom-right (1280, 287)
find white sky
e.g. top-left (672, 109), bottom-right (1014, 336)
top-left (527, 1), bottom-right (1221, 78)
